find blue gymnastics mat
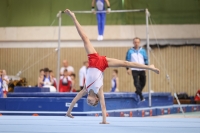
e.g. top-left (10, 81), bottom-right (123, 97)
top-left (4, 92), bottom-right (173, 111)
top-left (0, 116), bottom-right (199, 133)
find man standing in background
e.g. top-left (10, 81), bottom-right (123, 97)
top-left (60, 60), bottom-right (74, 76)
top-left (79, 61), bottom-right (88, 90)
top-left (126, 37), bottom-right (148, 101)
top-left (92, 0), bottom-right (111, 41)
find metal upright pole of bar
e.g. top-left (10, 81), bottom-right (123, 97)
top-left (146, 9), bottom-right (151, 107)
top-left (56, 11), bottom-right (62, 92)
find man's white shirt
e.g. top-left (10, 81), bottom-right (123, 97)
top-left (60, 66), bottom-right (74, 75)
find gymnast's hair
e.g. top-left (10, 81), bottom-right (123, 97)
top-left (93, 94), bottom-right (99, 107)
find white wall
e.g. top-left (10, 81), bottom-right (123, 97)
top-left (0, 25), bottom-right (200, 42)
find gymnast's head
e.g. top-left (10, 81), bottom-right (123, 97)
top-left (87, 90), bottom-right (99, 107)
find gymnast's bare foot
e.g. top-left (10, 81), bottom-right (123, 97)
top-left (149, 64), bottom-right (160, 74)
top-left (66, 112), bottom-right (74, 118)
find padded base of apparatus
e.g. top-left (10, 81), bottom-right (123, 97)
top-left (14, 86), bottom-right (50, 92)
top-left (0, 92), bottom-right (174, 111)
top-left (8, 92), bottom-right (171, 98)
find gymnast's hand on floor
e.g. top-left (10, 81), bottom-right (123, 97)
top-left (100, 121), bottom-right (109, 124)
top-left (66, 112), bottom-right (74, 118)
top-left (64, 9), bottom-right (75, 18)
top-left (149, 64), bottom-right (160, 74)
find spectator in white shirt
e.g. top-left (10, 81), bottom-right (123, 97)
top-left (79, 61), bottom-right (88, 90)
top-left (2, 70), bottom-right (9, 98)
top-left (60, 60), bottom-right (74, 76)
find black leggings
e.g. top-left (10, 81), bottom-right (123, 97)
top-left (132, 70), bottom-right (146, 100)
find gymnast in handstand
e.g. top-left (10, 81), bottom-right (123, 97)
top-left (64, 9), bottom-right (160, 124)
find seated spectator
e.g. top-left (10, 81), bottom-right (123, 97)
top-left (0, 70), bottom-right (3, 98)
top-left (43, 68), bottom-right (56, 92)
top-left (59, 69), bottom-right (72, 92)
top-left (195, 89), bottom-right (200, 101)
top-left (60, 60), bottom-right (74, 76)
top-left (49, 70), bottom-right (57, 89)
top-left (70, 73), bottom-right (76, 92)
top-left (110, 69), bottom-right (119, 92)
top-left (38, 69), bottom-right (44, 87)
top-left (43, 68), bottom-right (54, 86)
top-left (2, 70), bottom-right (9, 97)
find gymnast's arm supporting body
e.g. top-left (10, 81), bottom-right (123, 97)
top-left (66, 87), bottom-right (87, 118)
top-left (97, 86), bottom-right (108, 124)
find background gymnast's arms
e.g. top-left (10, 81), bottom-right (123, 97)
top-left (105, 0), bottom-right (110, 8)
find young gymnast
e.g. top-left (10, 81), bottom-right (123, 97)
top-left (64, 9), bottom-right (160, 124)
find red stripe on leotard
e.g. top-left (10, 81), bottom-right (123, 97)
top-left (86, 73), bottom-right (101, 90)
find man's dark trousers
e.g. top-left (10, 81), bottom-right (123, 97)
top-left (132, 70), bottom-right (146, 100)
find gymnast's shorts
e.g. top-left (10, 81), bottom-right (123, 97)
top-left (86, 53), bottom-right (108, 94)
top-left (88, 53), bottom-right (108, 72)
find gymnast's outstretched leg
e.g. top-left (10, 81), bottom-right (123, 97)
top-left (106, 58), bottom-right (159, 74)
top-left (64, 9), bottom-right (96, 55)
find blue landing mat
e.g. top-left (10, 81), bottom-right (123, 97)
top-left (7, 92), bottom-right (171, 98)
top-left (3, 92), bottom-right (173, 111)
top-left (0, 116), bottom-right (199, 133)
